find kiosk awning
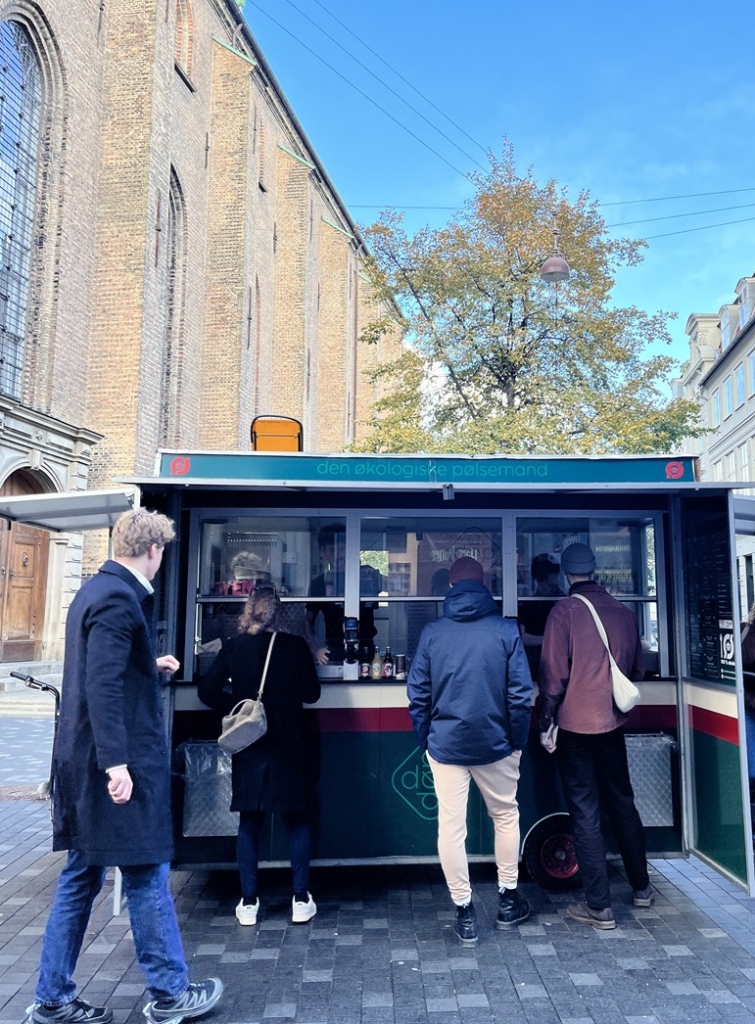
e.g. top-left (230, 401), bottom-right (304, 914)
top-left (0, 488), bottom-right (135, 532)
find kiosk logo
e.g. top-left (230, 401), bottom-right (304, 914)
top-left (391, 748), bottom-right (438, 821)
top-left (170, 456), bottom-right (191, 476)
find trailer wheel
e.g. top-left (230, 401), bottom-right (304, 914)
top-left (522, 813), bottom-right (580, 890)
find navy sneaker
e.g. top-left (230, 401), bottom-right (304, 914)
top-left (143, 980), bottom-right (224, 1024)
top-left (453, 901), bottom-right (478, 947)
top-left (496, 887), bottom-right (531, 930)
top-left (29, 999), bottom-right (113, 1024)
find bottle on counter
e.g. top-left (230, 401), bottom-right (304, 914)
top-left (370, 648), bottom-right (383, 679)
top-left (359, 646), bottom-right (372, 678)
top-left (382, 646), bottom-right (394, 678)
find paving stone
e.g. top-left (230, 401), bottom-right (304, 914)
top-left (6, 803), bottom-right (755, 1024)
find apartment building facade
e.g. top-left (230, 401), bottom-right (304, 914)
top-left (674, 275), bottom-right (755, 485)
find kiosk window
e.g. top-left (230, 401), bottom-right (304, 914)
top-left (516, 517), bottom-right (659, 677)
top-left (198, 517), bottom-right (346, 598)
top-left (359, 517), bottom-right (503, 664)
top-left (196, 517), bottom-right (347, 672)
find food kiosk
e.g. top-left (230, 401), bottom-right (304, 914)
top-left (118, 450), bottom-right (753, 892)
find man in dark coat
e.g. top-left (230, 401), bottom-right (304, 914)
top-left (538, 542), bottom-right (651, 930)
top-left (407, 557), bottom-right (533, 947)
top-left (28, 510), bottom-right (223, 1024)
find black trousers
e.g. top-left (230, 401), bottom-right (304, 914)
top-left (557, 727), bottom-right (649, 910)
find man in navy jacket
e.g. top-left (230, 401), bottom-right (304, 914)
top-left (408, 557), bottom-right (533, 946)
top-left (28, 510), bottom-right (223, 1024)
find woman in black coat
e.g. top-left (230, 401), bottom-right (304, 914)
top-left (198, 586), bottom-right (320, 926)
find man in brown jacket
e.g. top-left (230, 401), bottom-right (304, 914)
top-left (538, 542), bottom-right (652, 929)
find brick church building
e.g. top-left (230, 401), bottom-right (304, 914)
top-left (0, 0), bottom-right (401, 661)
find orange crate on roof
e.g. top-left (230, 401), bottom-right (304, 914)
top-left (250, 415), bottom-right (303, 452)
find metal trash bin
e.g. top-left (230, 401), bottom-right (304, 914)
top-left (625, 733), bottom-right (676, 827)
top-left (179, 741), bottom-right (239, 837)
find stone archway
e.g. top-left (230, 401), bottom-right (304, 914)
top-left (0, 469), bottom-right (50, 662)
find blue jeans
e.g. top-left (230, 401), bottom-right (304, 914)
top-left (237, 811), bottom-right (311, 898)
top-left (36, 851), bottom-right (188, 1006)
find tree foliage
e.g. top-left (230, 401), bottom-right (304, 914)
top-left (355, 146), bottom-right (703, 455)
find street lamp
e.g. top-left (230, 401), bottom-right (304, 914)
top-left (539, 225), bottom-right (570, 283)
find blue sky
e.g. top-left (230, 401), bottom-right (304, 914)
top-left (241, 0), bottom-right (754, 371)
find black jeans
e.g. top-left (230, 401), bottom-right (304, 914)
top-left (557, 727), bottom-right (649, 910)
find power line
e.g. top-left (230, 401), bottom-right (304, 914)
top-left (602, 186), bottom-right (755, 207)
top-left (644, 215), bottom-right (755, 240)
top-left (246, 1), bottom-right (468, 178)
top-left (350, 187), bottom-right (755, 214)
top-left (606, 202), bottom-right (755, 229)
top-left (277, 0), bottom-right (486, 170)
top-left (310, 0), bottom-right (489, 157)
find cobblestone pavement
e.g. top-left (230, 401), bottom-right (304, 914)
top-left (3, 799), bottom-right (755, 1024)
top-left (0, 719), bottom-right (53, 789)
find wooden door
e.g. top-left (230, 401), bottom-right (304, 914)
top-left (0, 520), bottom-right (49, 662)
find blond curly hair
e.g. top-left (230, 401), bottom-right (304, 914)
top-left (112, 509), bottom-right (176, 558)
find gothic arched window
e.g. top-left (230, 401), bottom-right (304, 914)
top-left (160, 169), bottom-right (187, 446)
top-left (0, 21), bottom-right (42, 399)
top-left (175, 0), bottom-right (194, 78)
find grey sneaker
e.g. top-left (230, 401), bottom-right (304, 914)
top-left (632, 885), bottom-right (654, 907)
top-left (29, 1001), bottom-right (112, 1024)
top-left (142, 980), bottom-right (223, 1024)
top-left (567, 902), bottom-right (616, 930)
top-left (453, 901), bottom-right (478, 947)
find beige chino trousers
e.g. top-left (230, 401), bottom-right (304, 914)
top-left (427, 750), bottom-right (522, 905)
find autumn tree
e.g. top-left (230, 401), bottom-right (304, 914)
top-left (355, 147), bottom-right (703, 455)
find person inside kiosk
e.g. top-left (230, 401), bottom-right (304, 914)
top-left (303, 524), bottom-right (381, 665)
top-left (519, 553), bottom-right (565, 639)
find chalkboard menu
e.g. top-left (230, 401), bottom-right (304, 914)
top-left (682, 497), bottom-right (736, 684)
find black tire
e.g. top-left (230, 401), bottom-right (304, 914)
top-left (522, 813), bottom-right (581, 890)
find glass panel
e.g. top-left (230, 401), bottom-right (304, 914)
top-left (516, 517), bottom-right (658, 680)
top-left (0, 21), bottom-right (42, 399)
top-left (736, 365), bottom-right (746, 407)
top-left (516, 517), bottom-right (656, 600)
top-left (364, 599), bottom-right (454, 668)
top-left (359, 517), bottom-right (503, 598)
top-left (196, 599), bottom-right (311, 676)
top-left (198, 516), bottom-right (346, 598)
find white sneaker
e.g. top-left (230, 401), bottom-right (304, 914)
top-left (291, 893), bottom-right (317, 923)
top-left (235, 898), bottom-right (259, 925)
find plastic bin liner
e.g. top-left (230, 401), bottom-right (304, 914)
top-left (625, 733), bottom-right (675, 828)
top-left (179, 741), bottom-right (239, 837)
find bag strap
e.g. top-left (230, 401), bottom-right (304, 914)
top-left (573, 593), bottom-right (618, 664)
top-left (256, 632), bottom-right (277, 701)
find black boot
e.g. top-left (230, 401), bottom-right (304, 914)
top-left (453, 901), bottom-right (478, 946)
top-left (496, 887), bottom-right (531, 930)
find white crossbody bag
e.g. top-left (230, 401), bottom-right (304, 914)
top-left (573, 594), bottom-right (641, 713)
